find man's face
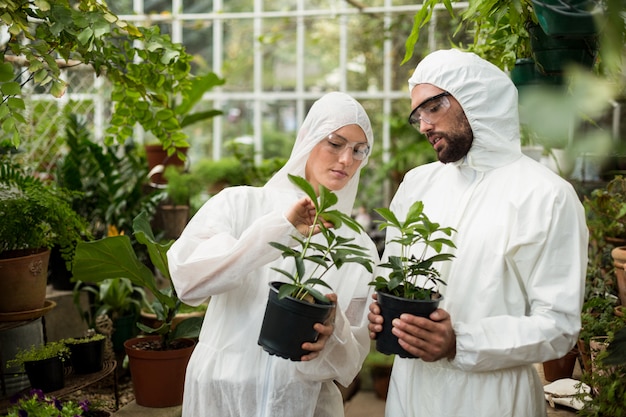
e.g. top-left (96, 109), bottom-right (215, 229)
top-left (409, 84), bottom-right (473, 164)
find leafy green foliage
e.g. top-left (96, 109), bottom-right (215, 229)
top-left (0, 0), bottom-right (224, 150)
top-left (6, 341), bottom-right (70, 371)
top-left (56, 113), bottom-right (162, 238)
top-left (584, 176), bottom-right (626, 242)
top-left (0, 158), bottom-right (89, 265)
top-left (72, 211), bottom-right (203, 349)
top-left (5, 389), bottom-right (89, 417)
top-left (73, 277), bottom-right (149, 328)
top-left (369, 200), bottom-right (456, 300)
top-left (269, 175), bottom-right (374, 303)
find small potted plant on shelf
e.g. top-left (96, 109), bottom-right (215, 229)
top-left (258, 175), bottom-right (375, 361)
top-left (71, 211), bottom-right (203, 407)
top-left (369, 200), bottom-right (456, 358)
top-left (6, 341), bottom-right (70, 393)
top-left (62, 330), bottom-right (106, 375)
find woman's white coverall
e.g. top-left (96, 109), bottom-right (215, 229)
top-left (168, 92), bottom-right (379, 417)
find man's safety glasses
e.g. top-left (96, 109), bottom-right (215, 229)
top-left (408, 92), bottom-right (451, 129)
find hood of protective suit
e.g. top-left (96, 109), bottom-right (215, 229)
top-left (408, 49), bottom-right (522, 171)
top-left (264, 92), bottom-right (373, 214)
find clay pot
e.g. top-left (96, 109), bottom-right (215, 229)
top-left (610, 246), bottom-right (626, 306)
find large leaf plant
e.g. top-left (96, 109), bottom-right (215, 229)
top-left (72, 211), bottom-right (202, 350)
top-left (269, 174), bottom-right (374, 304)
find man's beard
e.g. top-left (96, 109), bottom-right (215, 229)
top-left (434, 114), bottom-right (473, 164)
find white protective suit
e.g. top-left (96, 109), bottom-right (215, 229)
top-left (167, 92), bottom-right (379, 417)
top-left (384, 50), bottom-right (589, 417)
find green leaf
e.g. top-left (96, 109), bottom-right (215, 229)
top-left (288, 174), bottom-right (317, 204)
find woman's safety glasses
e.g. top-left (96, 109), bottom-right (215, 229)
top-left (323, 133), bottom-right (370, 161)
top-left (408, 92), bottom-right (451, 129)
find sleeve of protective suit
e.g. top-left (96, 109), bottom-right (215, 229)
top-left (295, 290), bottom-right (373, 387)
top-left (451, 185), bottom-right (588, 372)
top-left (168, 188), bottom-right (299, 306)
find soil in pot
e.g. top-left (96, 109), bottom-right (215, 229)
top-left (375, 290), bottom-right (442, 358)
top-left (258, 281), bottom-right (334, 361)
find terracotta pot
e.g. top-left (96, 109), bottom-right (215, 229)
top-left (375, 290), bottom-right (442, 358)
top-left (158, 204), bottom-right (190, 240)
top-left (0, 249), bottom-right (50, 313)
top-left (145, 144), bottom-right (189, 185)
top-left (610, 246), bottom-right (626, 306)
top-left (124, 335), bottom-right (195, 407)
top-left (542, 347), bottom-right (579, 382)
top-left (370, 364), bottom-right (392, 400)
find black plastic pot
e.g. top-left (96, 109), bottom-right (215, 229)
top-left (258, 281), bottom-right (334, 361)
top-left (67, 338), bottom-right (104, 374)
top-left (375, 290), bottom-right (442, 358)
top-left (24, 356), bottom-right (65, 392)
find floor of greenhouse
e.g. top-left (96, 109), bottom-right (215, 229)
top-left (110, 361), bottom-right (580, 417)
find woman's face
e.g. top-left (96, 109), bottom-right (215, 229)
top-left (305, 124), bottom-right (368, 194)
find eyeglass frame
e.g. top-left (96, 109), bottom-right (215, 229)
top-left (322, 133), bottom-right (370, 161)
top-left (407, 92), bottom-right (452, 128)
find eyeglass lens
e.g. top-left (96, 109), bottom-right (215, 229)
top-left (325, 133), bottom-right (369, 160)
top-left (408, 92), bottom-right (451, 127)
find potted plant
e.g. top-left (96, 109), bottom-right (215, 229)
top-left (368, 200), bottom-right (456, 358)
top-left (72, 277), bottom-right (149, 353)
top-left (71, 211), bottom-right (203, 407)
top-left (6, 341), bottom-right (70, 393)
top-left (0, 159), bottom-right (89, 314)
top-left (154, 165), bottom-right (204, 239)
top-left (257, 175), bottom-right (375, 361)
top-left (5, 389), bottom-right (90, 417)
top-left (63, 331), bottom-right (107, 375)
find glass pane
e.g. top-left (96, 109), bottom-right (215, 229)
top-left (145, 0), bottom-right (172, 13)
top-left (221, 19), bottom-right (255, 91)
top-left (222, 0), bottom-right (253, 13)
top-left (107, 1), bottom-right (133, 15)
top-left (303, 16), bottom-right (340, 91)
top-left (183, 0), bottom-right (214, 13)
top-left (262, 18), bottom-right (297, 92)
top-left (183, 20), bottom-right (214, 71)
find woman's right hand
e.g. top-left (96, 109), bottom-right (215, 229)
top-left (286, 197), bottom-right (332, 236)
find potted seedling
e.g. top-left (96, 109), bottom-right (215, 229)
top-left (258, 175), bottom-right (375, 361)
top-left (62, 331), bottom-right (107, 375)
top-left (369, 200), bottom-right (456, 358)
top-left (71, 211), bottom-right (204, 407)
top-left (7, 341), bottom-right (70, 393)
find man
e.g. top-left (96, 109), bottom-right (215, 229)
top-left (368, 49), bottom-right (588, 416)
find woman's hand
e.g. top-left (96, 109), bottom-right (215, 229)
top-left (300, 293), bottom-right (337, 361)
top-left (285, 197), bottom-right (333, 236)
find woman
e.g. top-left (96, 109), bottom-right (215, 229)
top-left (167, 92), bottom-right (379, 417)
